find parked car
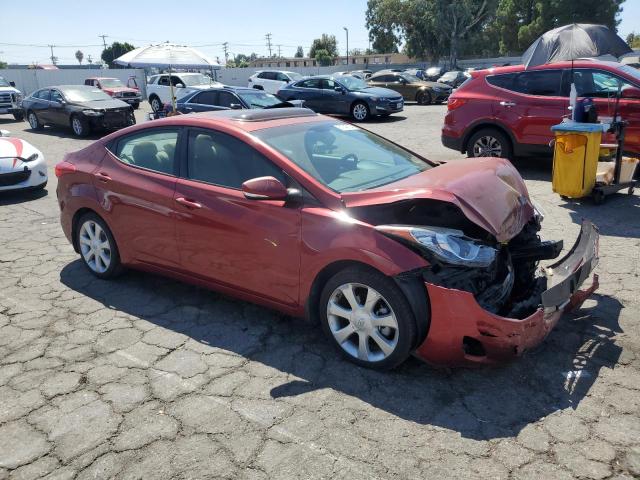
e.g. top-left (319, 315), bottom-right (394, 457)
top-left (0, 77), bottom-right (24, 121)
top-left (404, 68), bottom-right (426, 80)
top-left (55, 107), bottom-right (599, 369)
top-left (175, 86), bottom-right (302, 113)
top-left (442, 60), bottom-right (640, 159)
top-left (425, 66), bottom-right (444, 81)
top-left (367, 71), bottom-right (452, 105)
top-left (276, 75), bottom-right (403, 121)
top-left (0, 129), bottom-right (47, 191)
top-left (147, 73), bottom-right (222, 112)
top-left (248, 70), bottom-right (304, 94)
top-left (85, 77), bottom-right (143, 109)
top-left (437, 70), bottom-right (468, 88)
top-left (22, 85), bottom-right (135, 137)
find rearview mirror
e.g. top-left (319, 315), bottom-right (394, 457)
top-left (621, 86), bottom-right (640, 99)
top-left (242, 176), bottom-right (288, 200)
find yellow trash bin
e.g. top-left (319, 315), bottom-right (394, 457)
top-left (551, 123), bottom-right (606, 198)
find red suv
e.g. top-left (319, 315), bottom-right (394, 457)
top-left (442, 60), bottom-right (640, 159)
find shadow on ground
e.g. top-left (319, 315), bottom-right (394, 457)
top-left (0, 186), bottom-right (48, 205)
top-left (61, 259), bottom-right (622, 440)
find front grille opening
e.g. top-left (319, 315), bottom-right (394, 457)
top-left (463, 336), bottom-right (486, 357)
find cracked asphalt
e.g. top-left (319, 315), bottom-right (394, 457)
top-left (0, 104), bottom-right (639, 479)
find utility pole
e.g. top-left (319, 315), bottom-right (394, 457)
top-left (48, 45), bottom-right (56, 65)
top-left (98, 34), bottom-right (108, 66)
top-left (343, 27), bottom-right (349, 68)
top-left (277, 45), bottom-right (283, 58)
top-left (265, 33), bottom-right (273, 58)
top-left (222, 42), bottom-right (229, 64)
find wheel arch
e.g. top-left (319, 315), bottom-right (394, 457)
top-left (462, 121), bottom-right (516, 155)
top-left (304, 260), bottom-right (430, 349)
top-left (71, 208), bottom-right (119, 255)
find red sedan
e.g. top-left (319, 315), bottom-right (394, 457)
top-left (55, 108), bottom-right (599, 369)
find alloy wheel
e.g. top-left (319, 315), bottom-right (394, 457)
top-left (326, 283), bottom-right (399, 362)
top-left (72, 117), bottom-right (83, 136)
top-left (352, 104), bottom-right (368, 121)
top-left (28, 113), bottom-right (38, 129)
top-left (151, 97), bottom-right (161, 112)
top-left (79, 220), bottom-right (111, 274)
top-left (472, 135), bottom-right (503, 157)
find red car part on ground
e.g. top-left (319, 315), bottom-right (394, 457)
top-left (55, 109), bottom-right (599, 369)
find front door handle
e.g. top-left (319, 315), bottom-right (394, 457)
top-left (499, 101), bottom-right (516, 107)
top-left (175, 197), bottom-right (202, 209)
top-left (95, 172), bottom-right (111, 182)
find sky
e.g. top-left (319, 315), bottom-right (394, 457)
top-left (1, 0), bottom-right (639, 66)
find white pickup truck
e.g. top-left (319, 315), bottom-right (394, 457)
top-left (146, 72), bottom-right (222, 112)
top-left (0, 77), bottom-right (24, 121)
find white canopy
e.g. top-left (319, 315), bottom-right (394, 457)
top-left (113, 43), bottom-right (220, 69)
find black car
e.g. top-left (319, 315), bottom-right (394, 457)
top-left (175, 86), bottom-right (301, 114)
top-left (22, 85), bottom-right (134, 137)
top-left (437, 70), bottom-right (469, 88)
top-left (276, 75), bottom-right (403, 121)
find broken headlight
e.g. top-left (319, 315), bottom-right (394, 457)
top-left (376, 225), bottom-right (497, 268)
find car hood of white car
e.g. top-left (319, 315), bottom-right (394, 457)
top-left (0, 136), bottom-right (41, 169)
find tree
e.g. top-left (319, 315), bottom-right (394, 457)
top-left (295, 46), bottom-right (304, 57)
top-left (101, 42), bottom-right (135, 68)
top-left (0, 59), bottom-right (7, 69)
top-left (87, 54), bottom-right (93, 65)
top-left (75, 50), bottom-right (84, 65)
top-left (365, 0), bottom-right (402, 53)
top-left (314, 49), bottom-right (334, 66)
top-left (309, 34), bottom-right (339, 58)
top-left (627, 32), bottom-right (640, 49)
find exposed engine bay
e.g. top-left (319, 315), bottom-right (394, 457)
top-left (348, 198), bottom-right (564, 319)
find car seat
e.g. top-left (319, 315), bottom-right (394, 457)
top-left (190, 134), bottom-right (243, 188)
top-left (132, 142), bottom-right (162, 171)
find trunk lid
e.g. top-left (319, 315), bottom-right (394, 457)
top-left (341, 157), bottom-right (534, 242)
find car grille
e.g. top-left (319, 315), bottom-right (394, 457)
top-left (0, 169), bottom-right (31, 187)
top-left (103, 109), bottom-right (129, 127)
top-left (0, 93), bottom-right (12, 105)
top-left (122, 92), bottom-right (137, 98)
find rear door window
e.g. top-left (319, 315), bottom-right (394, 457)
top-left (115, 129), bottom-right (180, 176)
top-left (298, 79), bottom-right (322, 89)
top-left (512, 70), bottom-right (562, 96)
top-left (158, 76), bottom-right (170, 86)
top-left (217, 91), bottom-right (238, 108)
top-left (191, 91), bottom-right (219, 105)
top-left (36, 89), bottom-right (50, 101)
top-left (486, 73), bottom-right (516, 90)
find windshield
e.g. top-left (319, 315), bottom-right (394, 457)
top-left (0, 77), bottom-right (10, 87)
top-left (400, 73), bottom-right (421, 83)
top-left (620, 65), bottom-right (640, 84)
top-left (98, 78), bottom-right (124, 88)
top-left (335, 76), bottom-right (368, 91)
top-left (182, 74), bottom-right (212, 86)
top-left (441, 72), bottom-right (457, 79)
top-left (61, 87), bottom-right (112, 102)
top-left (287, 72), bottom-right (303, 81)
top-left (254, 120), bottom-right (431, 193)
top-left (236, 90), bottom-right (283, 108)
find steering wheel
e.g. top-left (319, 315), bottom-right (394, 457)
top-left (341, 153), bottom-right (359, 166)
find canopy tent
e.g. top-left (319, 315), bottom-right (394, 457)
top-left (114, 43), bottom-right (221, 110)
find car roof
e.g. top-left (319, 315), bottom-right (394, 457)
top-left (476, 60), bottom-right (626, 76)
top-left (87, 77), bottom-right (119, 81)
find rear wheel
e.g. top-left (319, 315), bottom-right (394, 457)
top-left (351, 102), bottom-right (370, 121)
top-left (27, 111), bottom-right (43, 130)
top-left (76, 213), bottom-right (122, 279)
top-left (467, 128), bottom-right (512, 159)
top-left (319, 266), bottom-right (416, 370)
top-left (71, 115), bottom-right (89, 137)
top-left (416, 90), bottom-right (431, 105)
top-left (149, 96), bottom-right (162, 112)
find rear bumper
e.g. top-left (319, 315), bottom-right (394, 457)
top-left (441, 133), bottom-right (463, 152)
top-left (414, 221), bottom-right (599, 366)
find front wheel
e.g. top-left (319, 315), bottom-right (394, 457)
top-left (416, 90), bottom-right (431, 105)
top-left (13, 111), bottom-right (24, 121)
top-left (351, 102), bottom-right (370, 121)
top-left (319, 266), bottom-right (417, 370)
top-left (71, 115), bottom-right (90, 137)
top-left (27, 111), bottom-right (43, 130)
top-left (76, 213), bottom-right (123, 279)
top-left (149, 96), bottom-right (162, 112)
top-left (467, 128), bottom-right (512, 159)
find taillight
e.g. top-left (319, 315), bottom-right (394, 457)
top-left (447, 98), bottom-right (468, 111)
top-left (55, 161), bottom-right (76, 177)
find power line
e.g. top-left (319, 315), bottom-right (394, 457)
top-left (265, 33), bottom-right (272, 57)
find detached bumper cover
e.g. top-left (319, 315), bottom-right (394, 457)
top-left (415, 221), bottom-right (599, 366)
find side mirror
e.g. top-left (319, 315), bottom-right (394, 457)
top-left (242, 176), bottom-right (288, 200)
top-left (9, 81), bottom-right (16, 87)
top-left (230, 103), bottom-right (243, 110)
top-left (175, 83), bottom-right (185, 88)
top-left (334, 85), bottom-right (345, 93)
top-left (621, 86), bottom-right (640, 99)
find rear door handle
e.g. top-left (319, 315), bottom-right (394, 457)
top-left (175, 197), bottom-right (202, 209)
top-left (499, 101), bottom-right (516, 107)
top-left (95, 172), bottom-right (111, 182)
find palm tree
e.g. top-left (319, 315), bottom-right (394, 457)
top-left (75, 50), bottom-right (84, 65)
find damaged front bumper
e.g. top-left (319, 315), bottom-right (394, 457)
top-left (414, 221), bottom-right (599, 366)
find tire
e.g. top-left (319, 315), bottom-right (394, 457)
top-left (27, 111), bottom-right (43, 130)
top-left (350, 102), bottom-right (370, 122)
top-left (467, 128), bottom-right (513, 159)
top-left (132, 102), bottom-right (140, 110)
top-left (71, 115), bottom-right (90, 137)
top-left (416, 90), bottom-right (431, 105)
top-left (319, 266), bottom-right (417, 370)
top-left (149, 95), bottom-right (162, 112)
top-left (76, 213), bottom-right (123, 279)
top-left (13, 111), bottom-right (24, 121)
top-left (127, 110), bottom-right (136, 126)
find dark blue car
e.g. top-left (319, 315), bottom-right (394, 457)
top-left (176, 86), bottom-right (299, 114)
top-left (276, 75), bottom-right (403, 121)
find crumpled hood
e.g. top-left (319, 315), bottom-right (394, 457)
top-left (74, 99), bottom-right (131, 109)
top-left (341, 157), bottom-right (534, 242)
top-left (103, 87), bottom-right (138, 94)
